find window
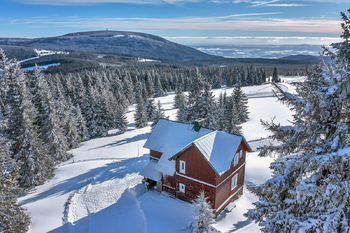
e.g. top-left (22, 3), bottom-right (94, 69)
top-left (231, 174), bottom-right (238, 190)
top-left (239, 150), bottom-right (243, 158)
top-left (179, 183), bottom-right (185, 193)
top-left (234, 153), bottom-right (239, 166)
top-left (180, 160), bottom-right (186, 173)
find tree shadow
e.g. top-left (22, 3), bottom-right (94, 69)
top-left (48, 184), bottom-right (148, 233)
top-left (20, 154), bottom-right (149, 206)
top-left (228, 218), bottom-right (253, 232)
top-left (87, 132), bottom-right (150, 151)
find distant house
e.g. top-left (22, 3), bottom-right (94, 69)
top-left (140, 119), bottom-right (252, 213)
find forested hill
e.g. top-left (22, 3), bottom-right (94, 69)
top-left (0, 30), bottom-right (219, 61)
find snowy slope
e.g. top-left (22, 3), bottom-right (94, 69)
top-left (19, 77), bottom-right (301, 233)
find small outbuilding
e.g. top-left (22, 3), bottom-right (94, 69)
top-left (140, 119), bottom-right (251, 213)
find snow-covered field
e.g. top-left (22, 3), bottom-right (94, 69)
top-left (19, 77), bottom-right (301, 233)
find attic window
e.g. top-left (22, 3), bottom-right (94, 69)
top-left (179, 183), bottom-right (185, 193)
top-left (231, 174), bottom-right (238, 190)
top-left (180, 160), bottom-right (186, 173)
top-left (234, 153), bottom-right (239, 166)
top-left (239, 150), bottom-right (243, 158)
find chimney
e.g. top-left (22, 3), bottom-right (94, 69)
top-left (194, 119), bottom-right (204, 132)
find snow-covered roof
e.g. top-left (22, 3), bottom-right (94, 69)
top-left (143, 119), bottom-right (213, 175)
top-left (171, 131), bottom-right (244, 175)
top-left (143, 119), bottom-right (249, 176)
top-left (139, 160), bottom-right (162, 182)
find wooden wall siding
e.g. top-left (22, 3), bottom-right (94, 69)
top-left (175, 174), bottom-right (216, 209)
top-left (215, 142), bottom-right (247, 186)
top-left (175, 145), bottom-right (217, 186)
top-left (215, 165), bottom-right (245, 210)
top-left (163, 174), bottom-right (176, 196)
top-left (150, 150), bottom-right (163, 160)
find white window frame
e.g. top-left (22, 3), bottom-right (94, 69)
top-left (231, 174), bottom-right (238, 190)
top-left (179, 183), bottom-right (185, 193)
top-left (234, 153), bottom-right (239, 166)
top-left (239, 150), bottom-right (243, 158)
top-left (179, 160), bottom-right (186, 174)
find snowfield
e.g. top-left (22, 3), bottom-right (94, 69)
top-left (19, 77), bottom-right (302, 233)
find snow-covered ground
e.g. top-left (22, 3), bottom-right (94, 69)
top-left (19, 77), bottom-right (302, 233)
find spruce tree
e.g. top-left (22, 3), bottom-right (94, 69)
top-left (74, 105), bottom-right (89, 141)
top-left (32, 66), bottom-right (69, 163)
top-left (187, 191), bottom-right (220, 233)
top-left (134, 96), bottom-right (148, 129)
top-left (115, 105), bottom-right (129, 134)
top-left (246, 10), bottom-right (350, 232)
top-left (271, 67), bottom-right (280, 83)
top-left (6, 62), bottom-right (54, 187)
top-left (198, 83), bottom-right (217, 129)
top-left (0, 118), bottom-right (31, 232)
top-left (146, 98), bottom-right (157, 121)
top-left (232, 81), bottom-right (249, 123)
top-left (151, 100), bottom-right (168, 129)
top-left (154, 74), bottom-right (165, 97)
top-left (174, 86), bottom-right (186, 110)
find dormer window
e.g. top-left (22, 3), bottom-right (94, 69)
top-left (180, 160), bottom-right (186, 173)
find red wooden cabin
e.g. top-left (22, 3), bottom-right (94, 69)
top-left (140, 119), bottom-right (251, 213)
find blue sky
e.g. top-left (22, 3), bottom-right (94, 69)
top-left (0, 0), bottom-right (348, 46)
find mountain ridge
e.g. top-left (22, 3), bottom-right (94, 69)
top-left (0, 30), bottom-right (219, 61)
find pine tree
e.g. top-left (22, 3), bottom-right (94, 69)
top-left (32, 66), bottom-right (69, 163)
top-left (134, 96), bottom-right (148, 129)
top-left (187, 191), bottom-right (220, 233)
top-left (227, 103), bottom-right (242, 135)
top-left (232, 82), bottom-right (249, 123)
top-left (73, 105), bottom-right (89, 141)
top-left (154, 74), bottom-right (165, 97)
top-left (246, 10), bottom-right (350, 232)
top-left (183, 71), bottom-right (205, 123)
top-left (0, 118), bottom-right (31, 232)
top-left (198, 83), bottom-right (217, 129)
top-left (146, 98), bottom-right (157, 121)
top-left (6, 62), bottom-right (54, 187)
top-left (174, 86), bottom-right (186, 110)
top-left (271, 67), bottom-right (280, 83)
top-left (151, 100), bottom-right (168, 129)
top-left (115, 105), bottom-right (129, 134)
top-left (0, 49), bottom-right (9, 117)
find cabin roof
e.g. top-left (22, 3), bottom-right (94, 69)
top-left (143, 119), bottom-right (250, 176)
top-left (143, 119), bottom-right (212, 175)
top-left (170, 131), bottom-right (244, 175)
top-left (139, 160), bottom-right (162, 182)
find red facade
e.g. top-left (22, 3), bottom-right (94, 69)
top-left (151, 140), bottom-right (250, 212)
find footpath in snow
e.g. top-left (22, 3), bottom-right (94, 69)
top-left (19, 78), bottom-right (299, 233)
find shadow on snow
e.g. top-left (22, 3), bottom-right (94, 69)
top-left (20, 154), bottom-right (149, 206)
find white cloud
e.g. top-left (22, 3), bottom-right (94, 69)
top-left (12, 0), bottom-right (203, 5)
top-left (13, 16), bottom-right (341, 33)
top-left (165, 36), bottom-right (342, 45)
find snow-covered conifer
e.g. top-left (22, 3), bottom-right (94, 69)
top-left (154, 74), bottom-right (165, 97)
top-left (115, 105), bottom-right (129, 134)
top-left (174, 86), bottom-right (186, 110)
top-left (232, 82), bottom-right (249, 123)
top-left (6, 62), bottom-right (54, 187)
top-left (134, 96), bottom-right (148, 129)
top-left (0, 118), bottom-right (31, 232)
top-left (198, 83), bottom-right (217, 129)
top-left (187, 191), bottom-right (220, 233)
top-left (146, 98), bottom-right (157, 121)
top-left (246, 10), bottom-right (350, 232)
top-left (151, 100), bottom-right (168, 129)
